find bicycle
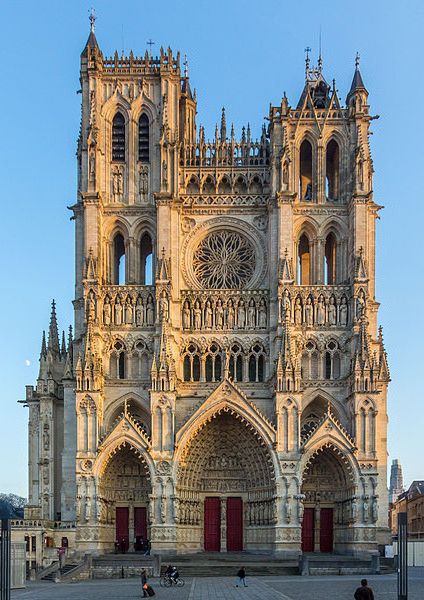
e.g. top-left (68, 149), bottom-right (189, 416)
top-left (159, 574), bottom-right (185, 587)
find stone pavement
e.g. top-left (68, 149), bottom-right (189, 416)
top-left (11, 569), bottom-right (424, 600)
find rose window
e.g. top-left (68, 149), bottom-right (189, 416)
top-left (192, 230), bottom-right (256, 289)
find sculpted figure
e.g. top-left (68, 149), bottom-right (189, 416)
top-left (193, 300), bottom-right (202, 329)
top-left (125, 298), bottom-right (133, 324)
top-left (339, 296), bottom-right (348, 326)
top-left (372, 496), bottom-right (378, 523)
top-left (258, 298), bottom-right (267, 328)
top-left (227, 299), bottom-right (235, 329)
top-left (282, 289), bottom-right (291, 320)
top-left (352, 496), bottom-right (358, 522)
top-left (139, 165), bottom-right (149, 202)
top-left (103, 296), bottom-right (111, 325)
top-left (317, 295), bottom-right (326, 325)
top-left (363, 496), bottom-right (369, 523)
top-left (294, 297), bottom-right (302, 325)
top-left (135, 297), bottom-right (144, 326)
top-left (237, 300), bottom-right (246, 329)
top-left (247, 299), bottom-right (256, 328)
top-left (215, 299), bottom-right (224, 329)
top-left (114, 297), bottom-right (122, 325)
top-left (146, 295), bottom-right (154, 325)
top-left (182, 301), bottom-right (191, 329)
top-left (159, 290), bottom-right (169, 322)
top-left (305, 297), bottom-right (313, 326)
top-left (88, 293), bottom-right (96, 322)
top-left (356, 290), bottom-right (366, 320)
top-left (204, 300), bottom-right (213, 329)
top-left (328, 296), bottom-right (337, 325)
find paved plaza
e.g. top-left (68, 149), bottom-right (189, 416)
top-left (11, 570), bottom-right (424, 600)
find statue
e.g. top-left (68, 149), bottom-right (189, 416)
top-left (258, 298), bottom-right (267, 328)
top-left (139, 165), bottom-right (149, 202)
top-left (282, 289), bottom-right (291, 320)
top-left (351, 496), bottom-right (358, 522)
top-left (305, 296), bottom-right (313, 326)
top-left (193, 300), bottom-right (202, 329)
top-left (328, 296), bottom-right (337, 325)
top-left (363, 496), bottom-right (369, 523)
top-left (339, 296), bottom-right (348, 326)
top-left (89, 147), bottom-right (96, 181)
top-left (204, 300), bottom-right (213, 329)
top-left (112, 168), bottom-right (122, 201)
top-left (162, 160), bottom-right (168, 188)
top-left (294, 297), bottom-right (302, 325)
top-left (135, 297), bottom-right (144, 326)
top-left (237, 300), bottom-right (246, 329)
top-left (215, 299), bottom-right (224, 329)
top-left (160, 497), bottom-right (166, 523)
top-left (103, 297), bottom-right (111, 325)
top-left (317, 295), bottom-right (326, 325)
top-left (88, 293), bottom-right (96, 322)
top-left (125, 298), bottom-right (133, 324)
top-left (372, 496), bottom-right (378, 523)
top-left (304, 182), bottom-right (312, 201)
top-left (247, 299), bottom-right (256, 328)
top-left (43, 424), bottom-right (50, 451)
top-left (114, 297), bottom-right (122, 325)
top-left (227, 299), bottom-right (235, 329)
top-left (146, 295), bottom-right (154, 325)
top-left (159, 290), bottom-right (169, 322)
top-left (182, 301), bottom-right (191, 329)
top-left (356, 290), bottom-right (366, 320)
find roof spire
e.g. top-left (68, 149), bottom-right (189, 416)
top-left (89, 7), bottom-right (96, 33)
top-left (40, 330), bottom-right (47, 359)
top-left (305, 46), bottom-right (311, 78)
top-left (220, 107), bottom-right (226, 142)
top-left (184, 54), bottom-right (189, 78)
top-left (318, 28), bottom-right (323, 73)
top-left (47, 300), bottom-right (60, 355)
top-left (355, 51), bottom-right (360, 70)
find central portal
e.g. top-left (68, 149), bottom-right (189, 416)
top-left (177, 410), bottom-right (276, 552)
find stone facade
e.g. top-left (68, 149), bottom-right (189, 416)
top-left (20, 25), bottom-right (391, 560)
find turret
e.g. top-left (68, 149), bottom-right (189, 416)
top-left (346, 53), bottom-right (369, 115)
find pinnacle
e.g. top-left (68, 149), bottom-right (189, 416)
top-left (47, 299), bottom-right (60, 354)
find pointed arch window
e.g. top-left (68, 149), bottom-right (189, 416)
top-left (325, 140), bottom-right (340, 201)
top-left (299, 140), bottom-right (313, 201)
top-left (138, 114), bottom-right (150, 162)
top-left (140, 233), bottom-right (153, 285)
top-left (112, 233), bottom-right (126, 285)
top-left (298, 234), bottom-right (311, 285)
top-left (112, 112), bottom-right (125, 162)
top-left (324, 233), bottom-right (337, 284)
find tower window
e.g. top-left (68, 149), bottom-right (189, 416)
top-left (138, 114), bottom-right (150, 162)
top-left (326, 140), bottom-right (340, 201)
top-left (299, 140), bottom-right (313, 201)
top-left (140, 233), bottom-right (153, 285)
top-left (113, 233), bottom-right (126, 285)
top-left (112, 113), bottom-right (126, 162)
top-left (298, 234), bottom-right (311, 285)
top-left (324, 233), bottom-right (337, 284)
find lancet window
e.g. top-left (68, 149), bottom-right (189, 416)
top-left (112, 112), bottom-right (125, 162)
top-left (298, 234), bottom-right (311, 285)
top-left (301, 341), bottom-right (319, 380)
top-left (131, 340), bottom-right (150, 380)
top-left (325, 139), bottom-right (340, 201)
top-left (112, 233), bottom-right (126, 285)
top-left (205, 343), bottom-right (223, 382)
top-left (324, 233), bottom-right (337, 285)
top-left (299, 139), bottom-right (313, 201)
top-left (139, 233), bottom-right (153, 285)
top-left (229, 343), bottom-right (243, 382)
top-left (138, 114), bottom-right (150, 162)
top-left (324, 340), bottom-right (341, 380)
top-left (183, 344), bottom-right (201, 382)
top-left (248, 343), bottom-right (265, 382)
top-left (109, 341), bottom-right (126, 379)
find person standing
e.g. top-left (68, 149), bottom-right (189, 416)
top-left (354, 579), bottom-right (374, 600)
top-left (236, 567), bottom-right (247, 587)
top-left (141, 569), bottom-right (148, 598)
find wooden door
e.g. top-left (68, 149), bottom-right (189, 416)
top-left (226, 497), bottom-right (243, 551)
top-left (134, 507), bottom-right (147, 551)
top-left (115, 507), bottom-right (129, 551)
top-left (204, 497), bottom-right (221, 552)
top-left (319, 508), bottom-right (333, 552)
top-left (301, 507), bottom-right (315, 552)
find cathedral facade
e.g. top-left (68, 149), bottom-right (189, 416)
top-left (21, 26), bottom-right (391, 558)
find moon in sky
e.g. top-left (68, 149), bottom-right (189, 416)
top-left (25, 359), bottom-right (31, 367)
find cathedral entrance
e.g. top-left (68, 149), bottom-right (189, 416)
top-left (98, 444), bottom-right (151, 552)
top-left (301, 445), bottom-right (354, 553)
top-left (177, 411), bottom-right (276, 552)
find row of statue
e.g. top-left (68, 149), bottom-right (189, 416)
top-left (99, 294), bottom-right (155, 326)
top-left (175, 500), bottom-right (201, 526)
top-left (279, 290), bottom-right (349, 326)
top-left (246, 500), bottom-right (277, 526)
top-left (111, 165), bottom-right (150, 204)
top-left (182, 297), bottom-right (267, 330)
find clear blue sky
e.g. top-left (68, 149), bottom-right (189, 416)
top-left (0, 0), bottom-right (422, 497)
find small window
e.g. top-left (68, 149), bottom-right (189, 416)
top-left (112, 113), bottom-right (125, 162)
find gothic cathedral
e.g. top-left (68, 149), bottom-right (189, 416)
top-left (22, 26), bottom-right (390, 557)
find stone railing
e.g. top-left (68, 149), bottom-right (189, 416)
top-left (181, 289), bottom-right (269, 331)
top-left (181, 194), bottom-right (268, 207)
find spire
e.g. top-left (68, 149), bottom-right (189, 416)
top-left (61, 331), bottom-right (67, 357)
top-left (47, 300), bottom-right (60, 355)
top-left (82, 8), bottom-right (101, 57)
top-left (305, 46), bottom-right (311, 78)
top-left (181, 54), bottom-right (193, 99)
top-left (40, 331), bottom-right (47, 359)
top-left (347, 52), bottom-right (367, 101)
top-left (220, 107), bottom-right (226, 142)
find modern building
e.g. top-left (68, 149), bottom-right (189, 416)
top-left (390, 481), bottom-right (424, 539)
top-left (389, 459), bottom-right (404, 504)
top-left (16, 22), bottom-right (391, 564)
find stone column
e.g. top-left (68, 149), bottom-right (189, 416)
top-left (61, 382), bottom-right (77, 521)
top-left (220, 497), bottom-right (227, 552)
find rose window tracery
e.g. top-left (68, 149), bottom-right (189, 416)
top-left (192, 230), bottom-right (256, 289)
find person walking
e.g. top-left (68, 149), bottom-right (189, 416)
top-left (141, 569), bottom-right (148, 598)
top-left (236, 567), bottom-right (247, 587)
top-left (354, 579), bottom-right (374, 600)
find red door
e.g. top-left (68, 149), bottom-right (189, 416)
top-left (116, 507), bottom-right (129, 551)
top-left (320, 508), bottom-right (333, 552)
top-left (204, 497), bottom-right (221, 552)
top-left (134, 507), bottom-right (147, 551)
top-left (301, 508), bottom-right (315, 552)
top-left (227, 497), bottom-right (243, 551)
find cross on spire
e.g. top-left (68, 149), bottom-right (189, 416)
top-left (183, 54), bottom-right (189, 78)
top-left (147, 39), bottom-right (155, 57)
top-left (305, 46), bottom-right (311, 75)
top-left (355, 52), bottom-right (360, 69)
top-left (89, 7), bottom-right (96, 33)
